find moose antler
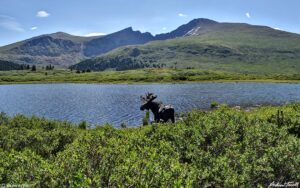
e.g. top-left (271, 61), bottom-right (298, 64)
top-left (146, 92), bottom-right (157, 101)
top-left (141, 92), bottom-right (157, 103)
top-left (140, 95), bottom-right (146, 102)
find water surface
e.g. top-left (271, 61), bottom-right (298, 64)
top-left (0, 83), bottom-right (300, 127)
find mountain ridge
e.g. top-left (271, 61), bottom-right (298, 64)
top-left (155, 18), bottom-right (219, 40)
top-left (70, 19), bottom-right (300, 74)
top-left (0, 27), bottom-right (155, 67)
top-left (83, 26), bottom-right (154, 57)
top-left (1, 18), bottom-right (300, 71)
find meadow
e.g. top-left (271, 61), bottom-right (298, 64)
top-left (0, 103), bottom-right (299, 187)
top-left (0, 68), bottom-right (300, 84)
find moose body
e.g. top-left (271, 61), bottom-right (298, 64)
top-left (140, 93), bottom-right (175, 123)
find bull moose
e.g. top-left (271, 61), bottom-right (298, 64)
top-left (140, 93), bottom-right (175, 123)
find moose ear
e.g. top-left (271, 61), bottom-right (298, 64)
top-left (140, 96), bottom-right (145, 102)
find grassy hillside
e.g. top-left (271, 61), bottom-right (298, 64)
top-left (1, 69), bottom-right (300, 84)
top-left (0, 33), bottom-right (88, 67)
top-left (72, 23), bottom-right (300, 74)
top-left (0, 103), bottom-right (299, 186)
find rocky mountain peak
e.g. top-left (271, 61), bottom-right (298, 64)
top-left (155, 18), bottom-right (219, 40)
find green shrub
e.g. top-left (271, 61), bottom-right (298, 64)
top-left (0, 103), bottom-right (299, 186)
top-left (78, 121), bottom-right (87, 129)
top-left (210, 101), bottom-right (218, 109)
top-left (142, 111), bottom-right (150, 126)
top-left (120, 122), bottom-right (127, 128)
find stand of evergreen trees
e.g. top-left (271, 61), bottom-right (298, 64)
top-left (70, 57), bottom-right (166, 72)
top-left (0, 61), bottom-right (57, 72)
top-left (0, 60), bottom-right (24, 71)
top-left (45, 64), bottom-right (54, 70)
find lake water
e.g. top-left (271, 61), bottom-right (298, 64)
top-left (0, 83), bottom-right (300, 127)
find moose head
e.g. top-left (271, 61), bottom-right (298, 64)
top-left (140, 92), bottom-right (175, 123)
top-left (140, 92), bottom-right (157, 111)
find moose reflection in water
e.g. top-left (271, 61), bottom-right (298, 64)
top-left (140, 93), bottom-right (175, 123)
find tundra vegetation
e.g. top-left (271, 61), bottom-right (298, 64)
top-left (0, 103), bottom-right (299, 187)
top-left (0, 68), bottom-right (300, 84)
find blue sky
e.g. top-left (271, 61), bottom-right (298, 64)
top-left (0, 0), bottom-right (300, 46)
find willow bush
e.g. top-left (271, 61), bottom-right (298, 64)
top-left (0, 104), bottom-right (299, 187)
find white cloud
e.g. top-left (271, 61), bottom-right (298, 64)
top-left (162, 27), bottom-right (167, 31)
top-left (37, 11), bottom-right (50, 18)
top-left (0, 15), bottom-right (25, 32)
top-left (30, 26), bottom-right (38, 30)
top-left (274, 27), bottom-right (281, 30)
top-left (84, 32), bottom-right (106, 37)
top-left (178, 13), bottom-right (188, 17)
top-left (246, 12), bottom-right (251, 18)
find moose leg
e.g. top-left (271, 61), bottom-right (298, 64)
top-left (171, 116), bottom-right (175, 123)
top-left (162, 109), bottom-right (175, 123)
top-left (154, 115), bottom-right (160, 123)
top-left (170, 109), bottom-right (175, 123)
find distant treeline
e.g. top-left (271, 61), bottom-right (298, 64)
top-left (0, 60), bottom-right (23, 71)
top-left (0, 60), bottom-right (55, 71)
top-left (70, 56), bottom-right (167, 72)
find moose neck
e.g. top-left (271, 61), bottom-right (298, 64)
top-left (149, 102), bottom-right (160, 116)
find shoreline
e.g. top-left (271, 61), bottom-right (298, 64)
top-left (0, 102), bottom-right (298, 127)
top-left (1, 69), bottom-right (300, 85)
top-left (1, 79), bottom-right (300, 85)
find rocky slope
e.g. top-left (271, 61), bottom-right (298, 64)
top-left (0, 28), bottom-right (154, 67)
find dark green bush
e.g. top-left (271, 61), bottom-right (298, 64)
top-left (142, 110), bottom-right (150, 126)
top-left (0, 103), bottom-right (299, 187)
top-left (210, 101), bottom-right (218, 109)
top-left (78, 121), bottom-right (87, 129)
